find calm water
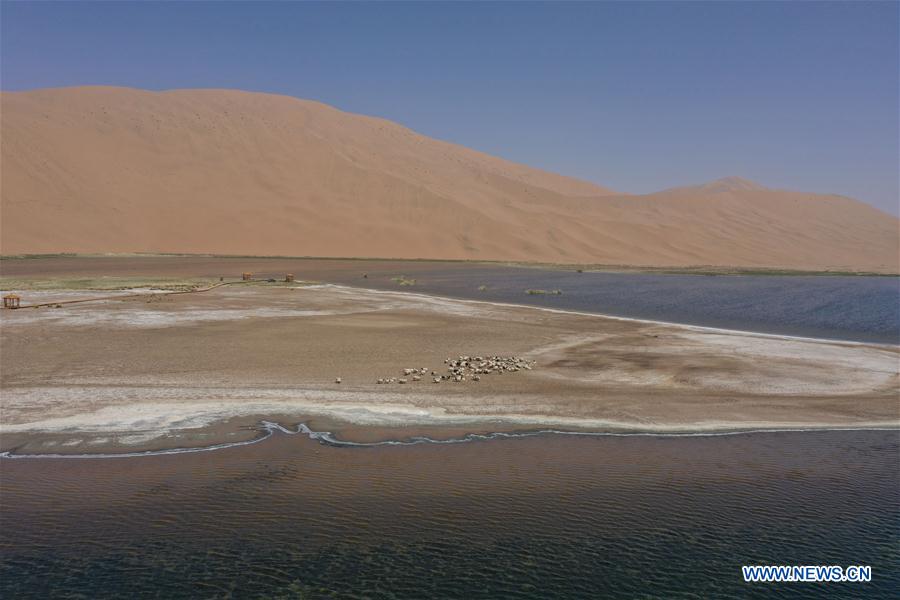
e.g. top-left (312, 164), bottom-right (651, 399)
top-left (321, 266), bottom-right (900, 345)
top-left (1, 430), bottom-right (898, 598)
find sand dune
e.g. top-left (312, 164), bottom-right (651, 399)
top-left (1, 86), bottom-right (897, 272)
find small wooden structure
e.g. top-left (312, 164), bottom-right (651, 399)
top-left (285, 274), bottom-right (295, 282)
top-left (242, 272), bottom-right (252, 281)
top-left (3, 294), bottom-right (21, 309)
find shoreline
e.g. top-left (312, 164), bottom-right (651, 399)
top-left (2, 385), bottom-right (898, 458)
top-left (319, 283), bottom-right (900, 349)
top-left (3, 281), bottom-right (897, 456)
top-left (4, 280), bottom-right (897, 348)
top-left (3, 419), bottom-right (899, 459)
top-left (3, 252), bottom-right (897, 277)
top-left (3, 255), bottom-right (897, 346)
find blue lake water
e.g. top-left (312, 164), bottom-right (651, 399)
top-left (321, 266), bottom-right (900, 344)
top-left (1, 430), bottom-right (898, 599)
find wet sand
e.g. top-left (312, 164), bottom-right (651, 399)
top-left (2, 267), bottom-right (897, 454)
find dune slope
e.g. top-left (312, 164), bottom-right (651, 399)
top-left (1, 86), bottom-right (897, 272)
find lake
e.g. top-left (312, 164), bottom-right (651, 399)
top-left (1, 429), bottom-right (897, 598)
top-left (327, 266), bottom-right (900, 345)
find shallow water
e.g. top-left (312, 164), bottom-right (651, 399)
top-left (2, 430), bottom-right (898, 598)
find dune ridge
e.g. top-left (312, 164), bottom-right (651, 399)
top-left (1, 86), bottom-right (897, 272)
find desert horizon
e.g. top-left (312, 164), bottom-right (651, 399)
top-left (3, 86), bottom-right (898, 273)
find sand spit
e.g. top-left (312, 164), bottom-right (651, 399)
top-left (1, 284), bottom-right (898, 453)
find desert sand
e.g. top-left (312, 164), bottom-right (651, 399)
top-left (1, 274), bottom-right (897, 454)
top-left (2, 86), bottom-right (897, 272)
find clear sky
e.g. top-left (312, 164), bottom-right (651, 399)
top-left (2, 1), bottom-right (898, 214)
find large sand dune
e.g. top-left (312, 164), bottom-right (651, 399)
top-left (1, 86), bottom-right (897, 272)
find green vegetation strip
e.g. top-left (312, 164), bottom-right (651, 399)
top-left (0, 276), bottom-right (317, 292)
top-left (391, 275), bottom-right (417, 286)
top-left (0, 277), bottom-right (216, 292)
top-left (1, 253), bottom-right (896, 277)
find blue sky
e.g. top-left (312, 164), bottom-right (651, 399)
top-left (2, 1), bottom-right (897, 214)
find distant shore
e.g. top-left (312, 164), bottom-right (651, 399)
top-left (2, 252), bottom-right (897, 277)
top-left (4, 254), bottom-right (898, 345)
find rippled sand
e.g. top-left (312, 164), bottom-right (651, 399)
top-left (1, 283), bottom-right (897, 453)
